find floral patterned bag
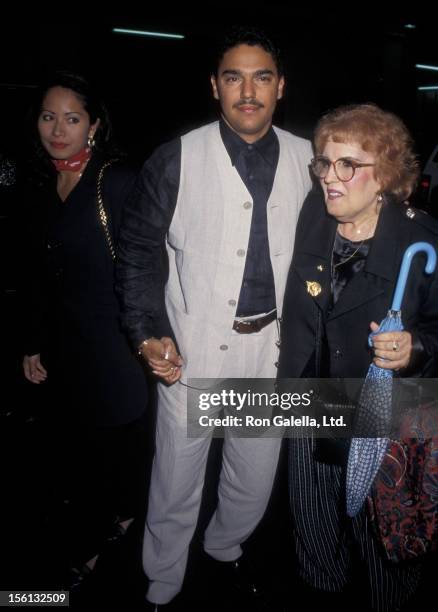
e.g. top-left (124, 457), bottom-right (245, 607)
top-left (367, 404), bottom-right (438, 563)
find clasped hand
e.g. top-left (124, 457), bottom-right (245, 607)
top-left (140, 337), bottom-right (183, 384)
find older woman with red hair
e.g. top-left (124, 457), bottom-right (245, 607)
top-left (278, 103), bottom-right (438, 611)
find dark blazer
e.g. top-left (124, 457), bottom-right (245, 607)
top-left (278, 189), bottom-right (438, 379)
top-left (23, 154), bottom-right (149, 426)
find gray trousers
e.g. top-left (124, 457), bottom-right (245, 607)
top-left (143, 321), bottom-right (282, 604)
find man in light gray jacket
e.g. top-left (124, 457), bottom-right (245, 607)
top-left (117, 26), bottom-right (312, 610)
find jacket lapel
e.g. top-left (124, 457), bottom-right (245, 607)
top-left (295, 259), bottom-right (332, 312)
top-left (326, 273), bottom-right (387, 320)
top-left (327, 201), bottom-right (403, 320)
top-left (293, 197), bottom-right (406, 320)
top-left (293, 199), bottom-right (336, 313)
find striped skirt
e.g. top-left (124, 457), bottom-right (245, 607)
top-left (289, 437), bottom-right (421, 611)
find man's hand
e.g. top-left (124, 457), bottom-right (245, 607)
top-left (139, 337), bottom-right (183, 384)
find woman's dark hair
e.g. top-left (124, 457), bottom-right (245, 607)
top-left (28, 71), bottom-right (117, 181)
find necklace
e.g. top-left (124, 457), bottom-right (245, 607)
top-left (332, 239), bottom-right (365, 268)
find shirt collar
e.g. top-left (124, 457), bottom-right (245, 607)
top-left (219, 118), bottom-right (278, 168)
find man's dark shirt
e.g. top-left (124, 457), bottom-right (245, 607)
top-left (219, 121), bottom-right (279, 316)
top-left (116, 120), bottom-right (279, 348)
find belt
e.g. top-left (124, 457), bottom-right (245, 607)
top-left (232, 310), bottom-right (277, 334)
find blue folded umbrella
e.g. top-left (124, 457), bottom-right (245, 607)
top-left (346, 242), bottom-right (437, 517)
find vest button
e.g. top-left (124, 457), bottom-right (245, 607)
top-left (228, 299), bottom-right (237, 307)
top-left (237, 249), bottom-right (246, 257)
top-left (220, 344), bottom-right (229, 351)
top-left (243, 201), bottom-right (252, 210)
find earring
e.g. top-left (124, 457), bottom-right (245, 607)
top-left (87, 134), bottom-right (95, 149)
top-left (377, 194), bottom-right (383, 203)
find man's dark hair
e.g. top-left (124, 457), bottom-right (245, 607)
top-left (213, 26), bottom-right (284, 77)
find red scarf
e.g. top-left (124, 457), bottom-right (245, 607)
top-left (51, 147), bottom-right (91, 173)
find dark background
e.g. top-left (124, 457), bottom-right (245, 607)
top-left (2, 6), bottom-right (438, 304)
top-left (1, 5), bottom-right (438, 163)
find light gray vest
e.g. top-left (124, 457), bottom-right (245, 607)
top-left (165, 121), bottom-right (312, 379)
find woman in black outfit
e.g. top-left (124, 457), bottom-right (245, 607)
top-left (22, 72), bottom-right (149, 581)
top-left (278, 103), bottom-right (438, 611)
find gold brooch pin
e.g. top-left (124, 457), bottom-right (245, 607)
top-left (306, 281), bottom-right (322, 297)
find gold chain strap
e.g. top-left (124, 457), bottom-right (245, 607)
top-left (97, 160), bottom-right (117, 261)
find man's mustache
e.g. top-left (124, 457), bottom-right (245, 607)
top-left (234, 99), bottom-right (264, 109)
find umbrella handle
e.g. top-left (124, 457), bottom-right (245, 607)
top-left (391, 242), bottom-right (437, 311)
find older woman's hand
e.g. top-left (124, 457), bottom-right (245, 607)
top-left (23, 354), bottom-right (47, 384)
top-left (369, 321), bottom-right (412, 370)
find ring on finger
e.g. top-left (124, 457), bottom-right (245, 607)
top-left (392, 340), bottom-right (399, 352)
